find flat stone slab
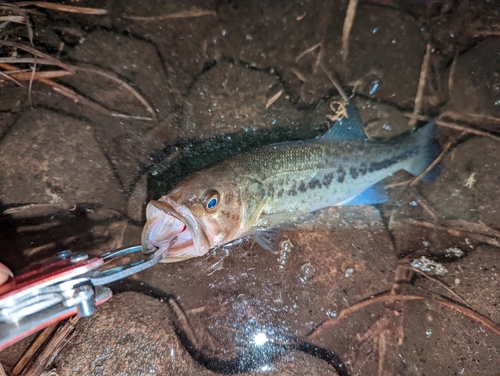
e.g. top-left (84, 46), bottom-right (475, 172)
top-left (0, 109), bottom-right (125, 211)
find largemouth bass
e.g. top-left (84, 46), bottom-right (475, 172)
top-left (142, 104), bottom-right (439, 262)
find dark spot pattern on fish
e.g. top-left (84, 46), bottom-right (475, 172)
top-left (359, 162), bottom-right (367, 176)
top-left (368, 147), bottom-right (419, 173)
top-left (337, 166), bottom-right (346, 183)
top-left (298, 181), bottom-right (307, 193)
top-left (277, 189), bottom-right (284, 198)
top-left (308, 179), bottom-right (321, 189)
top-left (322, 172), bottom-right (334, 187)
top-left (267, 184), bottom-right (275, 197)
top-left (349, 167), bottom-right (358, 179)
top-left (288, 182), bottom-right (298, 196)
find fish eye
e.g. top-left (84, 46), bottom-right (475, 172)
top-left (204, 191), bottom-right (220, 211)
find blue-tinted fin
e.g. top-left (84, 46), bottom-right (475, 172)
top-left (341, 181), bottom-right (388, 205)
top-left (253, 229), bottom-right (283, 254)
top-left (404, 119), bottom-right (441, 183)
top-left (323, 104), bottom-right (367, 141)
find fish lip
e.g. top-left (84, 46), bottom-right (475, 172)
top-left (141, 197), bottom-right (211, 259)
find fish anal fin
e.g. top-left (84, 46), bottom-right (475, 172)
top-left (323, 104), bottom-right (367, 141)
top-left (340, 181), bottom-right (388, 206)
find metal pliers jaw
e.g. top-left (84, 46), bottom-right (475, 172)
top-left (0, 245), bottom-right (165, 352)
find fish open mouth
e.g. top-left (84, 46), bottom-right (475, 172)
top-left (141, 198), bottom-right (211, 262)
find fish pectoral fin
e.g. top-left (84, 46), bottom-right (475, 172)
top-left (339, 181), bottom-right (388, 205)
top-left (323, 103), bottom-right (367, 141)
top-left (253, 229), bottom-right (285, 254)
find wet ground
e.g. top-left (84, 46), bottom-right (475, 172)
top-left (0, 1), bottom-right (499, 375)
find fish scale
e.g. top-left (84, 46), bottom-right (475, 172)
top-left (213, 137), bottom-right (420, 215)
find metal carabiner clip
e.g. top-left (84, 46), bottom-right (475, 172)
top-left (0, 245), bottom-right (166, 352)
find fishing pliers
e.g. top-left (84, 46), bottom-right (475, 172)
top-left (0, 245), bottom-right (165, 351)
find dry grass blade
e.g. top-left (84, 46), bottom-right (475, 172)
top-left (14, 2), bottom-right (107, 15)
top-left (296, 42), bottom-right (321, 62)
top-left (0, 70), bottom-right (25, 87)
top-left (290, 67), bottom-right (307, 82)
top-left (409, 43), bottom-right (431, 128)
top-left (123, 8), bottom-right (216, 21)
top-left (3, 203), bottom-right (72, 216)
top-left (409, 140), bottom-right (452, 187)
top-left (265, 89), bottom-right (283, 109)
top-left (1, 61), bottom-right (154, 120)
top-left (79, 67), bottom-right (157, 122)
top-left (0, 15), bottom-right (26, 23)
top-left (0, 40), bottom-right (76, 73)
top-left (7, 69), bottom-right (71, 81)
top-left (401, 218), bottom-right (500, 248)
top-left (42, 78), bottom-right (153, 121)
top-left (0, 57), bottom-right (52, 65)
top-left (437, 120), bottom-right (500, 142)
top-left (341, 0), bottom-right (359, 64)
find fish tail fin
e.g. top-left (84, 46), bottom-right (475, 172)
top-left (404, 120), bottom-right (441, 182)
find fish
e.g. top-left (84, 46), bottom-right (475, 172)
top-left (142, 104), bottom-right (440, 262)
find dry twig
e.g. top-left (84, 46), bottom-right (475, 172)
top-left (123, 8), bottom-right (216, 21)
top-left (0, 70), bottom-right (25, 87)
top-left (12, 324), bottom-right (58, 376)
top-left (437, 120), bottom-right (500, 142)
top-left (14, 2), bottom-right (107, 15)
top-left (401, 218), bottom-right (500, 248)
top-left (409, 43), bottom-right (432, 128)
top-left (265, 89), bottom-right (283, 109)
top-left (401, 265), bottom-right (470, 307)
top-left (409, 140), bottom-right (452, 186)
top-left (307, 292), bottom-right (500, 340)
top-left (444, 219), bottom-right (500, 239)
top-left (290, 67), bottom-right (307, 82)
top-left (0, 363), bottom-right (7, 376)
top-left (168, 298), bottom-right (199, 348)
top-left (79, 66), bottom-right (157, 122)
top-left (416, 198), bottom-right (438, 221)
top-left (0, 40), bottom-right (76, 73)
top-left (295, 43), bottom-right (321, 62)
top-left (341, 0), bottom-right (359, 64)
top-left (6, 70), bottom-right (72, 81)
top-left (307, 294), bottom-right (424, 340)
top-left (20, 316), bottom-right (80, 376)
top-left (319, 61), bottom-right (349, 102)
top-left (442, 109), bottom-right (500, 125)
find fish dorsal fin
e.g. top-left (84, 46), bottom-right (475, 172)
top-left (323, 104), bottom-right (367, 141)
